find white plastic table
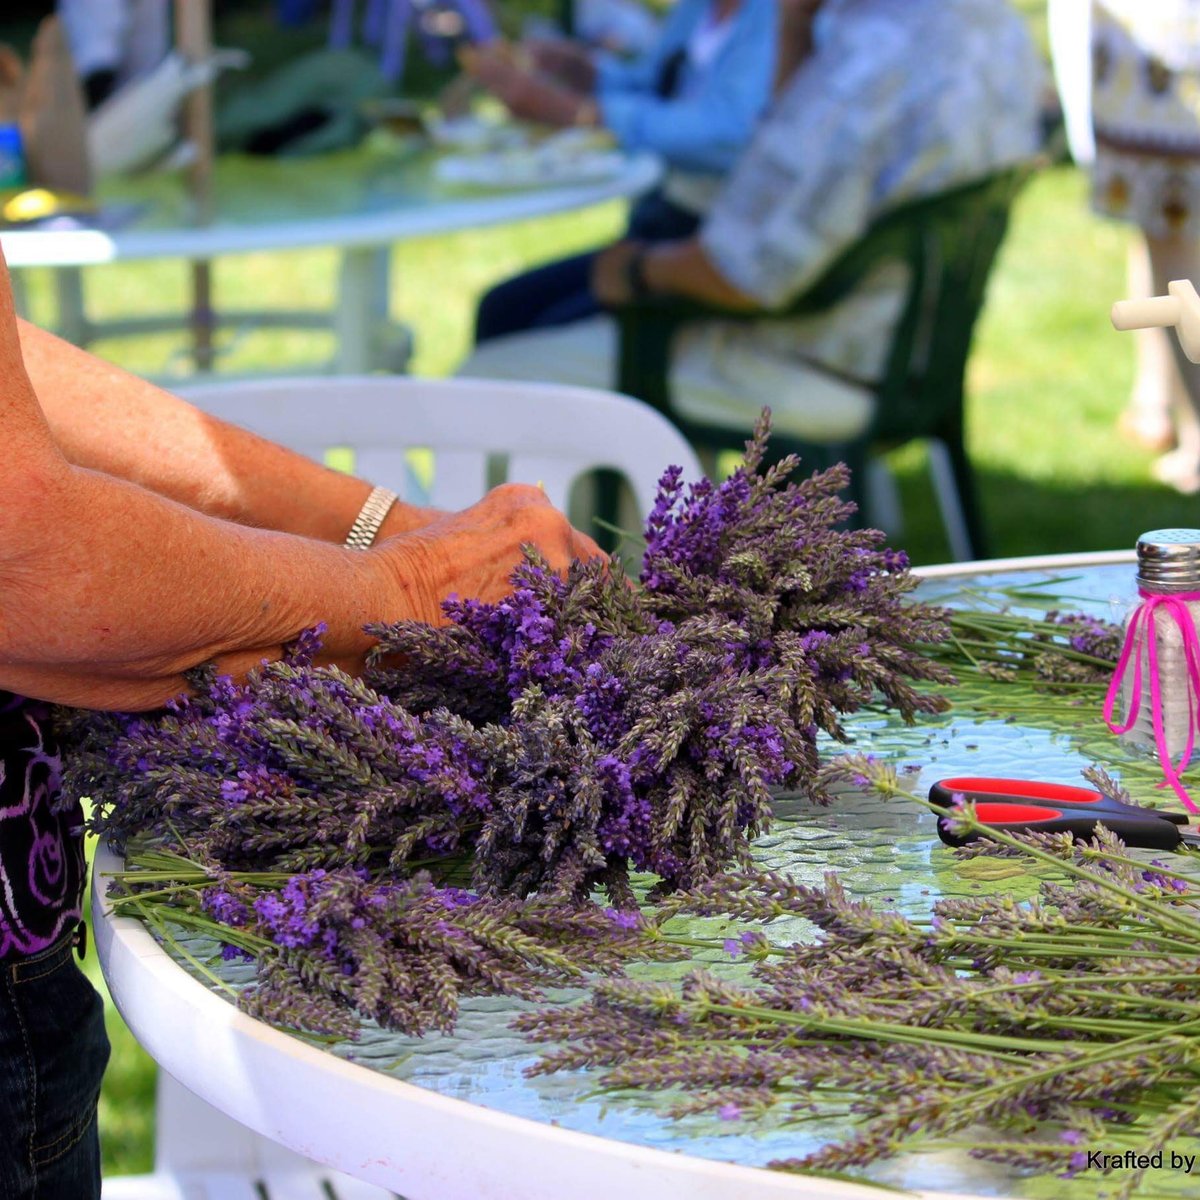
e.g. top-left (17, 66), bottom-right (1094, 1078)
top-left (92, 551), bottom-right (1140, 1200)
top-left (1, 146), bottom-right (660, 377)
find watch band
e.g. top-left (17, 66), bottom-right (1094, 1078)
top-left (344, 486), bottom-right (398, 550)
top-left (626, 245), bottom-right (652, 300)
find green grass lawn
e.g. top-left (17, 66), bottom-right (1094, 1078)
top-left (42, 159), bottom-right (1200, 1178)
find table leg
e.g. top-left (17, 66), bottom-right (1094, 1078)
top-left (53, 266), bottom-right (91, 347)
top-left (336, 245), bottom-right (393, 374)
top-left (9, 267), bottom-right (30, 321)
top-left (188, 260), bottom-right (218, 374)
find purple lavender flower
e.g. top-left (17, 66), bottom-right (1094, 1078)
top-left (254, 872), bottom-right (329, 951)
top-left (203, 889), bottom-right (249, 927)
top-left (605, 908), bottom-right (642, 930)
top-left (64, 408), bottom-right (956, 1038)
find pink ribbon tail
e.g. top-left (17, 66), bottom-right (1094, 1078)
top-left (1104, 591), bottom-right (1200, 815)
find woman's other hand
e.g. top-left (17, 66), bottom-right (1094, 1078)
top-left (460, 43), bottom-right (583, 125)
top-left (372, 482), bottom-right (604, 625)
top-left (525, 37), bottom-right (596, 92)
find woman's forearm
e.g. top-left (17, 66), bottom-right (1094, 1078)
top-left (0, 256), bottom-right (600, 713)
top-left (0, 456), bottom-right (404, 710)
top-left (644, 238), bottom-right (761, 309)
top-left (16, 319), bottom-right (435, 542)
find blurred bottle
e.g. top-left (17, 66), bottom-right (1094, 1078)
top-left (415, 0), bottom-right (498, 62)
top-left (1112, 530), bottom-right (1200, 767)
top-left (0, 124), bottom-right (27, 189)
top-left (0, 44), bottom-right (24, 189)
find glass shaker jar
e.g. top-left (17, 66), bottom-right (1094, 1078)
top-left (1105, 528), bottom-right (1200, 811)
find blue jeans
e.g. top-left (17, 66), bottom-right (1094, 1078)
top-left (0, 930), bottom-right (110, 1200)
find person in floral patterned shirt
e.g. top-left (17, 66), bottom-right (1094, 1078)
top-left (1052, 0), bottom-right (1200, 487)
top-left (0, 247), bottom-right (601, 1199)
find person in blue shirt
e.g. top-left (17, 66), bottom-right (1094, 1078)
top-left (464, 0), bottom-right (777, 341)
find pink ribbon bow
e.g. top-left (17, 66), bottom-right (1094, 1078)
top-left (1104, 589), bottom-right (1200, 814)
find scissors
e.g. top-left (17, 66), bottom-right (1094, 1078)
top-left (928, 776), bottom-right (1200, 851)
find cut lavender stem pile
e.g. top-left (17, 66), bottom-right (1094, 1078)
top-left (61, 412), bottom-right (952, 1035)
top-left (519, 762), bottom-right (1200, 1200)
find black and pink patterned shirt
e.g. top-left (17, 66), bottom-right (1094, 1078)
top-left (0, 692), bottom-right (86, 959)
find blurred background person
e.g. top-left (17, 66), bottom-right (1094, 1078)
top-left (464, 0), bottom-right (777, 341)
top-left (58, 0), bottom-right (169, 110)
top-left (462, 0), bottom-right (1043, 448)
top-left (1051, 0), bottom-right (1200, 491)
top-left (573, 0), bottom-right (662, 55)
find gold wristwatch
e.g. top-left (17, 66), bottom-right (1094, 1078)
top-left (344, 486), bottom-right (398, 550)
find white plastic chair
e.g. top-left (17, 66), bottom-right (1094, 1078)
top-left (103, 1073), bottom-right (403, 1198)
top-left (170, 374), bottom-right (702, 525)
top-left (100, 374), bottom-right (701, 1200)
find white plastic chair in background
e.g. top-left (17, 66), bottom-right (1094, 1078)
top-left (171, 374), bottom-right (703, 529)
top-left (99, 374), bottom-right (702, 1200)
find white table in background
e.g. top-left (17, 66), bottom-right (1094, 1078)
top-left (2, 147), bottom-right (660, 378)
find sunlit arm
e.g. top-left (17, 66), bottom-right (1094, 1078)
top-left (16, 319), bottom-right (437, 544)
top-left (642, 238), bottom-right (763, 310)
top-left (592, 237), bottom-right (764, 311)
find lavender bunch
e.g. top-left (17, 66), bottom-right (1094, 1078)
top-left (519, 763), bottom-right (1200, 1198)
top-left (365, 412), bottom-right (951, 892)
top-left (372, 412), bottom-right (952, 738)
top-left (65, 643), bottom-right (491, 876)
top-left (107, 845), bottom-right (685, 1039)
top-left (65, 412), bottom-right (951, 906)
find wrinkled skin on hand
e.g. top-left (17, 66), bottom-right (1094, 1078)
top-left (375, 482), bottom-right (605, 626)
top-left (208, 485), bottom-right (602, 680)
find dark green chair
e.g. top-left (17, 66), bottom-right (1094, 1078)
top-left (611, 167), bottom-right (1034, 561)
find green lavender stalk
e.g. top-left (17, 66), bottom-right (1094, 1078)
top-left (520, 761), bottom-right (1200, 1199)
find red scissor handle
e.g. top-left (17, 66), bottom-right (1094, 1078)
top-left (934, 797), bottom-right (1184, 850)
top-left (930, 776), bottom-right (1189, 825)
top-left (933, 777), bottom-right (1104, 805)
top-left (970, 803), bottom-right (1064, 823)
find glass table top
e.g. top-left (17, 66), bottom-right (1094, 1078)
top-left (0, 140), bottom-right (659, 269)
top-left (94, 146), bottom-right (539, 230)
top-left (151, 560), bottom-right (1199, 1197)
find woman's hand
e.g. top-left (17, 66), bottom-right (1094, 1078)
top-left (459, 44), bottom-right (583, 126)
top-left (0, 245), bottom-right (604, 709)
top-left (372, 482), bottom-right (604, 625)
top-left (525, 37), bottom-right (597, 92)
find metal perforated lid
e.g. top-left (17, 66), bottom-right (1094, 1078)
top-left (1136, 529), bottom-right (1200, 590)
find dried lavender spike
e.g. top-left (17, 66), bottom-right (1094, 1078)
top-left (522, 827), bottom-right (1200, 1195)
top-left (64, 410), bottom-right (952, 905)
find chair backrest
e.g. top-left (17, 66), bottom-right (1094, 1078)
top-left (615, 168), bottom-right (1029, 446)
top-left (794, 168), bottom-right (1030, 442)
top-left (173, 375), bottom-right (703, 521)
